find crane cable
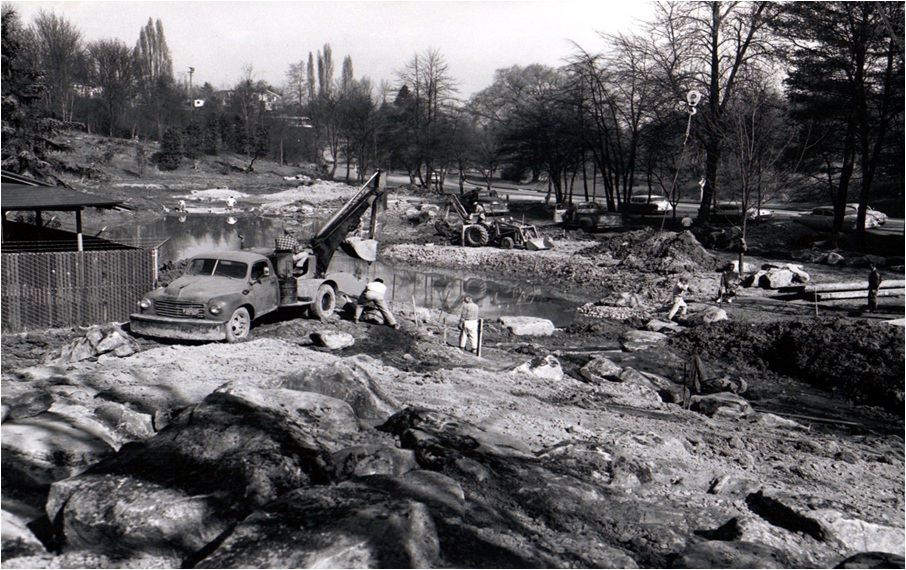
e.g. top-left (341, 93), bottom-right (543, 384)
top-left (660, 91), bottom-right (701, 231)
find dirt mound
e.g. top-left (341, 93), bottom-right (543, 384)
top-left (578, 228), bottom-right (721, 274)
top-left (670, 318), bottom-right (905, 414)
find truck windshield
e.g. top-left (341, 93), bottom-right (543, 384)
top-left (185, 258), bottom-right (248, 279)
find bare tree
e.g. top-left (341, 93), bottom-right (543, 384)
top-left (396, 48), bottom-right (459, 185)
top-left (649, 1), bottom-right (778, 223)
top-left (85, 38), bottom-right (137, 137)
top-left (27, 10), bottom-right (83, 122)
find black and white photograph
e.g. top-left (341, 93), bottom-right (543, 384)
top-left (1, 1), bottom-right (904, 568)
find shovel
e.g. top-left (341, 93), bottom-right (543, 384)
top-left (525, 237), bottom-right (554, 251)
top-left (342, 237), bottom-right (379, 262)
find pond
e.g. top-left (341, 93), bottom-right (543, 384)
top-left (106, 213), bottom-right (581, 327)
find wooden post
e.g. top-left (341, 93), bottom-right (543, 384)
top-left (476, 318), bottom-right (484, 357)
top-left (75, 208), bottom-right (84, 252)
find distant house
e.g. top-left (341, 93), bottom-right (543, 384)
top-left (1, 171), bottom-right (156, 333)
top-left (214, 88), bottom-right (282, 111)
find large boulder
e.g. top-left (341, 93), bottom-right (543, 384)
top-left (589, 367), bottom-right (664, 410)
top-left (2, 412), bottom-right (115, 488)
top-left (497, 316), bottom-right (556, 336)
top-left (196, 481), bottom-right (442, 569)
top-left (213, 381), bottom-right (361, 451)
top-left (281, 356), bottom-right (401, 420)
top-left (691, 392), bottom-right (754, 419)
top-left (746, 490), bottom-right (905, 556)
top-left (45, 390), bottom-right (336, 559)
top-left (330, 444), bottom-right (419, 481)
top-left (835, 552), bottom-right (906, 568)
top-left (509, 354), bottom-right (564, 381)
top-left (620, 330), bottom-right (668, 352)
top-left (47, 474), bottom-right (231, 559)
top-left (672, 540), bottom-right (792, 568)
top-left (679, 306), bottom-right (729, 327)
top-left (578, 356), bottom-right (623, 384)
top-left (309, 330), bottom-right (355, 350)
top-left (378, 407), bottom-right (535, 466)
top-left (2, 509), bottom-right (46, 559)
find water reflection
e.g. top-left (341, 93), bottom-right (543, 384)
top-left (106, 214), bottom-right (286, 264)
top-left (109, 213), bottom-right (577, 326)
top-left (332, 256), bottom-right (577, 327)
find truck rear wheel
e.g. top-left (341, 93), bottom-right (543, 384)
top-left (225, 307), bottom-right (251, 343)
top-left (311, 284), bottom-right (336, 320)
top-left (464, 224), bottom-right (489, 247)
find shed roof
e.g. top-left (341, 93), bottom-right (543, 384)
top-left (1, 183), bottom-right (128, 212)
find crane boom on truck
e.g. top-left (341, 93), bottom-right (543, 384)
top-left (130, 171), bottom-right (387, 343)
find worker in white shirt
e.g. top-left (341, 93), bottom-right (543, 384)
top-left (458, 295), bottom-right (480, 353)
top-left (353, 278), bottom-right (399, 329)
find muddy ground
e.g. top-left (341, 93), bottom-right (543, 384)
top-left (2, 145), bottom-right (904, 568)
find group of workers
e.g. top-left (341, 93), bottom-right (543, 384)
top-left (666, 263), bottom-right (884, 321)
top-left (275, 228), bottom-right (482, 350)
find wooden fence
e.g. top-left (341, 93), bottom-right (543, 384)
top-left (1, 250), bottom-right (156, 334)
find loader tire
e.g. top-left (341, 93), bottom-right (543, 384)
top-left (464, 224), bottom-right (490, 247)
top-left (500, 236), bottom-right (515, 249)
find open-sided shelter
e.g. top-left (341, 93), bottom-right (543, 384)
top-left (1, 172), bottom-right (156, 333)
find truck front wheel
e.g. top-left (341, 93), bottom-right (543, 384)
top-left (225, 307), bottom-right (251, 343)
top-left (311, 284), bottom-right (336, 320)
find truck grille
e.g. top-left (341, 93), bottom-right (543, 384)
top-left (155, 300), bottom-right (207, 319)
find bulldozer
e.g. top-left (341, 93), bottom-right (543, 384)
top-left (435, 193), bottom-right (553, 250)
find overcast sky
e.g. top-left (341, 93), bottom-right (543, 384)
top-left (10, 1), bottom-right (654, 98)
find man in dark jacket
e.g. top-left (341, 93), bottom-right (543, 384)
top-left (868, 264), bottom-right (883, 312)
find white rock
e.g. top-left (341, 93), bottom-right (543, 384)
top-left (497, 316), bottom-right (555, 336)
top-left (310, 330), bottom-right (355, 350)
top-left (510, 355), bottom-right (563, 381)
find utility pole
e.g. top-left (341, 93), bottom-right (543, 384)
top-left (188, 67), bottom-right (195, 100)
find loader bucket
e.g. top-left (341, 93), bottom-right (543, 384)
top-left (525, 237), bottom-right (554, 251)
top-left (342, 237), bottom-right (379, 262)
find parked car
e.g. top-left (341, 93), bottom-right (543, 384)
top-left (555, 201), bottom-right (623, 232)
top-left (846, 203), bottom-right (888, 225)
top-left (623, 193), bottom-right (671, 215)
top-left (462, 188), bottom-right (509, 217)
top-left (797, 204), bottom-right (880, 231)
top-left (711, 201), bottom-right (775, 224)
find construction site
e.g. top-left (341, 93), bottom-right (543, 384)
top-left (1, 153), bottom-right (904, 569)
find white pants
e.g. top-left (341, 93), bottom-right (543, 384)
top-left (668, 298), bottom-right (687, 320)
top-left (459, 319), bottom-right (479, 350)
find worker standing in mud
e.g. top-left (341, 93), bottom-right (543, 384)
top-left (353, 278), bottom-right (400, 329)
top-left (867, 264), bottom-right (883, 313)
top-left (668, 276), bottom-right (689, 320)
top-left (458, 295), bottom-right (480, 353)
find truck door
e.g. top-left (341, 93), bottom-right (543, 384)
top-left (250, 260), bottom-right (279, 312)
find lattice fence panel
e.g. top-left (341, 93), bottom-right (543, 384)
top-left (1, 250), bottom-right (156, 334)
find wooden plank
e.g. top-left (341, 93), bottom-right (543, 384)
top-left (805, 279), bottom-right (906, 293)
top-left (817, 288), bottom-right (905, 301)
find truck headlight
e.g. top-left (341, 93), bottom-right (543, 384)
top-left (209, 303), bottom-right (224, 315)
top-left (139, 298), bottom-right (151, 310)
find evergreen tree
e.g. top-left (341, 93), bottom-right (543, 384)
top-left (1, 4), bottom-right (73, 181)
top-left (159, 126), bottom-right (183, 170)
